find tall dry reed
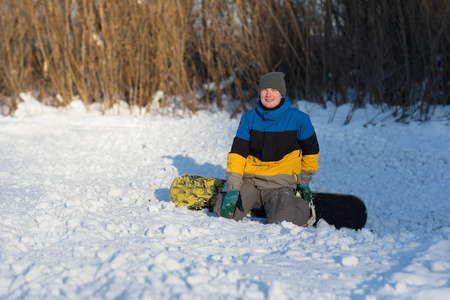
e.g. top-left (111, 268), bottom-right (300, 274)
top-left (0, 0), bottom-right (448, 121)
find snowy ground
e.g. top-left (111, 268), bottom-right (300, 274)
top-left (0, 94), bottom-right (449, 299)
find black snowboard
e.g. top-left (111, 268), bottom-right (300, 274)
top-left (310, 192), bottom-right (367, 230)
top-left (170, 174), bottom-right (367, 230)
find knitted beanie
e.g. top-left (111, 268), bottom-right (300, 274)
top-left (258, 72), bottom-right (286, 97)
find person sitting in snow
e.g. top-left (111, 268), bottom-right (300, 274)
top-left (215, 72), bottom-right (320, 226)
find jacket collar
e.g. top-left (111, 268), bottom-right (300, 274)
top-left (256, 97), bottom-right (291, 120)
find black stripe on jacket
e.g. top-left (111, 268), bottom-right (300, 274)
top-left (230, 131), bottom-right (319, 162)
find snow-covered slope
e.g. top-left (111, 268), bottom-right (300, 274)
top-left (1, 95), bottom-right (449, 299)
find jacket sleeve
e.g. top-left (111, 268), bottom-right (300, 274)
top-left (297, 117), bottom-right (320, 185)
top-left (226, 118), bottom-right (250, 191)
top-left (299, 132), bottom-right (320, 172)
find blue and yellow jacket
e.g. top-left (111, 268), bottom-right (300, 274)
top-left (226, 98), bottom-right (319, 191)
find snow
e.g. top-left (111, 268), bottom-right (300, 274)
top-left (1, 94), bottom-right (449, 299)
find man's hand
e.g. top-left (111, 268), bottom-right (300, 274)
top-left (221, 190), bottom-right (242, 218)
top-left (297, 184), bottom-right (313, 203)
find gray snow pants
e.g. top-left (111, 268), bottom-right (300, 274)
top-left (215, 178), bottom-right (310, 226)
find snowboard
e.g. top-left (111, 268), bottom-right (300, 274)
top-left (169, 174), bottom-right (367, 230)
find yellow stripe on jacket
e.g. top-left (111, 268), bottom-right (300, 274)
top-left (227, 150), bottom-right (319, 178)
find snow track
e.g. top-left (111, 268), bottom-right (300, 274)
top-left (0, 97), bottom-right (449, 299)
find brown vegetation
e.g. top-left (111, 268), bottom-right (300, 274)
top-left (0, 0), bottom-right (448, 120)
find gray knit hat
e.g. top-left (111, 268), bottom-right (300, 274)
top-left (258, 72), bottom-right (286, 97)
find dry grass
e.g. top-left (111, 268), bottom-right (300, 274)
top-left (0, 0), bottom-right (448, 120)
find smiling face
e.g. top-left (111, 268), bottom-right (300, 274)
top-left (260, 88), bottom-right (283, 109)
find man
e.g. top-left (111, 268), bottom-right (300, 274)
top-left (215, 72), bottom-right (320, 227)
